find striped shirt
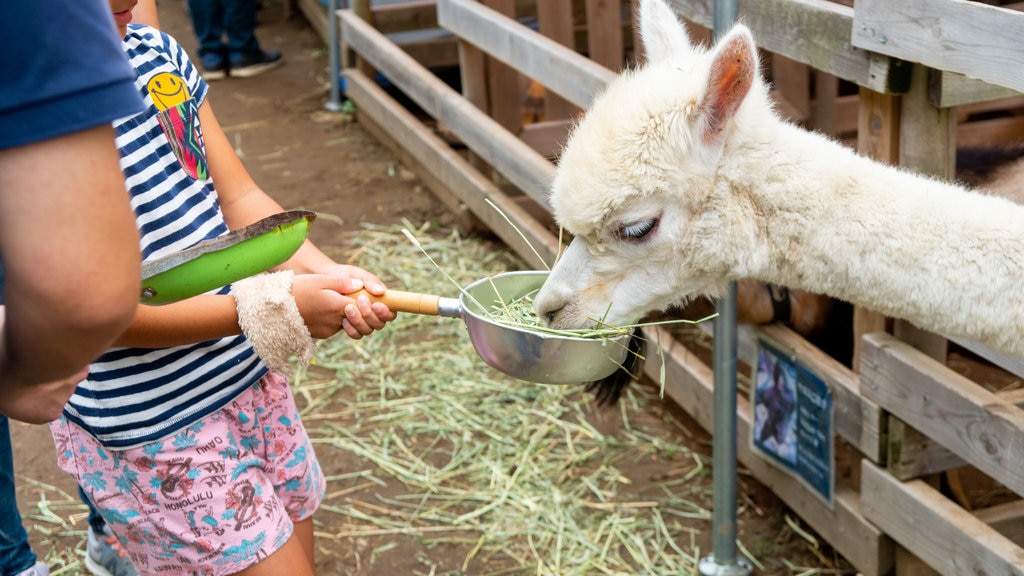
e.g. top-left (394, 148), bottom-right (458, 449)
top-left (63, 25), bottom-right (267, 449)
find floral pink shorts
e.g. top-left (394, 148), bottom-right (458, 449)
top-left (50, 371), bottom-right (325, 576)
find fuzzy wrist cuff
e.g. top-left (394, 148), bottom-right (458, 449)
top-left (231, 270), bottom-right (314, 376)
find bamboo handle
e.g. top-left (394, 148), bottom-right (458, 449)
top-left (348, 288), bottom-right (441, 316)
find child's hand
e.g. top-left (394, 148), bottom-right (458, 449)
top-left (317, 264), bottom-right (388, 297)
top-left (290, 274), bottom-right (396, 340)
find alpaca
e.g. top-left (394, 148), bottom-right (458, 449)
top-left (533, 0), bottom-right (1024, 360)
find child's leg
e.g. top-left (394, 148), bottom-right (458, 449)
top-left (232, 530), bottom-right (313, 576)
top-left (293, 517), bottom-right (315, 567)
top-left (50, 372), bottom-right (325, 576)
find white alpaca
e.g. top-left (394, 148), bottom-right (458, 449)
top-left (534, 0), bottom-right (1024, 358)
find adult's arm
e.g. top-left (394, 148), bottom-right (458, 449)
top-left (0, 124), bottom-right (141, 391)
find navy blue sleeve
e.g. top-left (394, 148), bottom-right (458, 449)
top-left (0, 0), bottom-right (145, 148)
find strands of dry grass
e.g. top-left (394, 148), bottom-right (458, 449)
top-left (301, 223), bottom-right (724, 575)
top-left (17, 477), bottom-right (91, 574)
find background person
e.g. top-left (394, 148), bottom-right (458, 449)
top-left (186, 0), bottom-right (283, 79)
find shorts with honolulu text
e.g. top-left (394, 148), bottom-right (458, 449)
top-left (50, 371), bottom-right (325, 576)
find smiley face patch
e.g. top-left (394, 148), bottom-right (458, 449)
top-left (147, 72), bottom-right (208, 180)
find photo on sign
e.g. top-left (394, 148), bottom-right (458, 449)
top-left (753, 348), bottom-right (798, 465)
top-left (752, 340), bottom-right (835, 507)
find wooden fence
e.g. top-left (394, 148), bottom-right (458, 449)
top-left (295, 0), bottom-right (1024, 573)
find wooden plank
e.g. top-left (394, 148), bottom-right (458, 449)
top-left (369, 0), bottom-right (540, 34)
top-left (437, 0), bottom-right (616, 109)
top-left (585, 0), bottom-right (623, 71)
top-left (345, 72), bottom-right (480, 234)
top-left (859, 333), bottom-right (1024, 497)
top-left (975, 500), bottom-right (1024, 546)
top-left (343, 69), bottom-right (557, 267)
top-left (930, 69), bottom-right (1024, 109)
top-left (948, 336), bottom-right (1024, 381)
top-left (956, 115), bottom-right (1024, 149)
top-left (772, 55), bottom-right (811, 121)
top-left (862, 460), bottom-right (1024, 576)
top-left (518, 119), bottom-right (573, 159)
top-left (371, 0), bottom-right (439, 34)
top-left (642, 326), bottom-right (894, 576)
top-left (759, 324), bottom-right (885, 463)
top-left (340, 9), bottom-right (558, 210)
top-left (851, 0), bottom-right (1024, 95)
top-left (884, 416), bottom-right (964, 481)
top-left (664, 0), bottom-right (902, 93)
top-left (298, 0), bottom-right (329, 41)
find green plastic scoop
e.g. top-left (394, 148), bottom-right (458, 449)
top-left (139, 210), bottom-right (316, 305)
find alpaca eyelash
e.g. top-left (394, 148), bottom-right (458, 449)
top-left (617, 217), bottom-right (659, 242)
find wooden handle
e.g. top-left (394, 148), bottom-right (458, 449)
top-left (348, 288), bottom-right (441, 316)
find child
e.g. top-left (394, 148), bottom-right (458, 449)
top-left (49, 2), bottom-right (396, 574)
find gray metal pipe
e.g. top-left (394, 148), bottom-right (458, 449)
top-left (698, 0), bottom-right (751, 573)
top-left (325, 0), bottom-right (345, 112)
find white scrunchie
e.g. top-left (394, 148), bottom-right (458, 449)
top-left (231, 270), bottom-right (315, 376)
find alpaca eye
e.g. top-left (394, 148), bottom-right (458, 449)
top-left (617, 218), bottom-right (659, 242)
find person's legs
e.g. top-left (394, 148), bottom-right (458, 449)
top-left (220, 0), bottom-right (260, 58)
top-left (0, 415), bottom-right (42, 575)
top-left (221, 0), bottom-right (283, 77)
top-left (186, 0), bottom-right (230, 78)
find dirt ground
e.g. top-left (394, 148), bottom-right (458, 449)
top-left (11, 2), bottom-right (859, 574)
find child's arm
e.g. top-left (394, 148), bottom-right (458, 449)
top-left (198, 98), bottom-right (397, 338)
top-left (114, 273), bottom-right (371, 348)
top-left (113, 100), bottom-right (396, 349)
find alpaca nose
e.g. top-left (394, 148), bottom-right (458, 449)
top-left (543, 306), bottom-right (562, 325)
top-left (534, 299), bottom-right (564, 326)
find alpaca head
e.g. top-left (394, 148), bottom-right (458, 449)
top-left (534, 0), bottom-right (763, 330)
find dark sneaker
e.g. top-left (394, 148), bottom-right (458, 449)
top-left (85, 526), bottom-right (139, 576)
top-left (229, 49), bottom-right (283, 78)
top-left (199, 53), bottom-right (228, 81)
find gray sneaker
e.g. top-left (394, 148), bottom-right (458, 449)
top-left (14, 561), bottom-right (49, 576)
top-left (85, 526), bottom-right (139, 576)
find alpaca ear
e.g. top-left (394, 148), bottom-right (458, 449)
top-left (639, 0), bottom-right (692, 63)
top-left (700, 24), bottom-right (757, 147)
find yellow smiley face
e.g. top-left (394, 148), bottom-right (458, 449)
top-left (147, 72), bottom-right (191, 111)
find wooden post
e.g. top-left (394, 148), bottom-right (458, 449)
top-left (482, 0), bottom-right (522, 135)
top-left (896, 63), bottom-right (954, 362)
top-left (585, 0), bottom-right (623, 71)
top-left (351, 0), bottom-right (376, 78)
top-left (537, 0), bottom-right (579, 120)
top-left (853, 87), bottom-right (898, 370)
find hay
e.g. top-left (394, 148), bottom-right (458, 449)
top-left (302, 223), bottom-right (720, 575)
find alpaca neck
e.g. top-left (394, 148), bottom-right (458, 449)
top-left (722, 110), bottom-right (1024, 357)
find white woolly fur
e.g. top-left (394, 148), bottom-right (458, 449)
top-left (537, 0), bottom-right (1024, 358)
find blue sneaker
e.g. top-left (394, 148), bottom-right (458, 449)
top-left (199, 53), bottom-right (229, 81)
top-left (229, 49), bottom-right (283, 78)
top-left (85, 526), bottom-right (139, 576)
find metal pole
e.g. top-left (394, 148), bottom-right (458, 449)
top-left (324, 0), bottom-right (344, 112)
top-left (698, 0), bottom-right (751, 574)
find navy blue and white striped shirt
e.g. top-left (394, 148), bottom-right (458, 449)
top-left (63, 25), bottom-right (267, 449)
